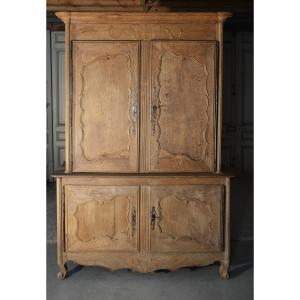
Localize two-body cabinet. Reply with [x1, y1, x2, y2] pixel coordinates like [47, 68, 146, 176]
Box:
[54, 12, 232, 280]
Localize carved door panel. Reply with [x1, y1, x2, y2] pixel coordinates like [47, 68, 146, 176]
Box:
[65, 185, 139, 252]
[150, 185, 223, 252]
[149, 41, 217, 172]
[73, 41, 139, 172]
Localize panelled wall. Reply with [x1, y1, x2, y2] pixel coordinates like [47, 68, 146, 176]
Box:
[46, 30, 53, 181]
[221, 31, 253, 177]
[47, 31, 66, 180]
[46, 30, 253, 180]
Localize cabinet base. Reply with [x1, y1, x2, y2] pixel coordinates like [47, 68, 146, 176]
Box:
[219, 261, 229, 279]
[58, 252, 229, 279]
[57, 263, 68, 280]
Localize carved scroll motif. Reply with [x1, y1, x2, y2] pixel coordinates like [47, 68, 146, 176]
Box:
[79, 51, 137, 162]
[156, 193, 216, 247]
[74, 195, 131, 243]
[152, 47, 211, 164]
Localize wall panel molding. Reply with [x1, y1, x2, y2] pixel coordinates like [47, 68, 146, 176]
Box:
[51, 32, 66, 172]
[222, 31, 253, 177]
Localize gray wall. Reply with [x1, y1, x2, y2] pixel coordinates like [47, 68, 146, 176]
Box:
[222, 31, 254, 177]
[47, 31, 66, 180]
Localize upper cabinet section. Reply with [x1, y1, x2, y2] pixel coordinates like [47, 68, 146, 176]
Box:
[149, 41, 217, 172]
[56, 12, 231, 173]
[73, 41, 140, 172]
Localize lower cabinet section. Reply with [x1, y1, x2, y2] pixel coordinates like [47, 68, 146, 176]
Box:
[55, 175, 231, 279]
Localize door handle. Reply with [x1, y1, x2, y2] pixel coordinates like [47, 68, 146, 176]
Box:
[131, 91, 138, 135]
[151, 206, 161, 230]
[151, 86, 158, 135]
[131, 207, 137, 237]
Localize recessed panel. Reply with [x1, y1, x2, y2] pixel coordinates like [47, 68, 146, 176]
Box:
[72, 41, 139, 172]
[65, 185, 139, 252]
[150, 185, 223, 253]
[149, 41, 217, 172]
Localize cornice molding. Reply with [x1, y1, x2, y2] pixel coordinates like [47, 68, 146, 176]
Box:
[55, 11, 232, 24]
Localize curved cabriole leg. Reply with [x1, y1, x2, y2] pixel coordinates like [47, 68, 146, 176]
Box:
[219, 261, 229, 279]
[57, 263, 68, 280]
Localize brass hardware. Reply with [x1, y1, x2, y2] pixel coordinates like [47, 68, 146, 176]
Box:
[151, 206, 157, 230]
[131, 207, 137, 237]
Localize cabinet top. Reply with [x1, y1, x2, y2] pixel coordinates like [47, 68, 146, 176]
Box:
[52, 172, 235, 178]
[56, 11, 232, 24]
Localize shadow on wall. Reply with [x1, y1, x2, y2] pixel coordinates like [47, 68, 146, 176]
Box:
[230, 239, 253, 277]
[231, 177, 253, 241]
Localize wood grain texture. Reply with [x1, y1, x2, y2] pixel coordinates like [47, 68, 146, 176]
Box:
[54, 174, 229, 276]
[56, 178, 63, 267]
[64, 14, 71, 172]
[56, 178, 68, 279]
[59, 174, 229, 186]
[219, 177, 230, 279]
[52, 12, 233, 174]
[53, 11, 232, 279]
[65, 12, 229, 42]
[70, 23, 217, 41]
[139, 41, 150, 172]
[67, 252, 223, 273]
[48, 0, 140, 4]
[72, 41, 140, 172]
[216, 21, 224, 173]
[56, 12, 232, 24]
[65, 185, 139, 252]
[140, 186, 150, 253]
[55, 175, 229, 274]
[149, 41, 216, 172]
[150, 185, 222, 252]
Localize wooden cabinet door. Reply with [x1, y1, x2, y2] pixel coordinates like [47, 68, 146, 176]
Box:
[150, 185, 223, 252]
[65, 185, 139, 252]
[73, 41, 139, 172]
[149, 41, 217, 172]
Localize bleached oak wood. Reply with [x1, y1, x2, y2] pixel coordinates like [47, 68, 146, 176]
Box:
[219, 177, 231, 279]
[64, 14, 71, 172]
[72, 41, 140, 172]
[55, 174, 231, 274]
[149, 185, 223, 252]
[48, 0, 143, 12]
[56, 12, 232, 24]
[65, 185, 139, 252]
[66, 252, 223, 273]
[216, 21, 224, 173]
[55, 12, 231, 173]
[54, 11, 232, 279]
[139, 41, 150, 172]
[149, 41, 217, 172]
[56, 177, 67, 279]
